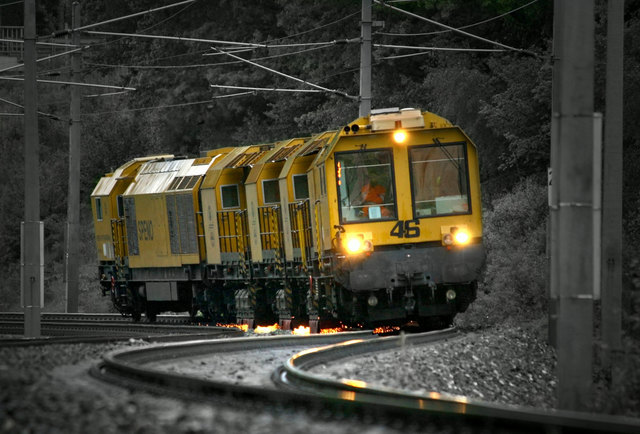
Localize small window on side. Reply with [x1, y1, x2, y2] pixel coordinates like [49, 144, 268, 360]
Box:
[221, 184, 240, 208]
[262, 179, 280, 204]
[95, 197, 103, 221]
[292, 174, 309, 200]
[319, 165, 326, 195]
[117, 195, 125, 218]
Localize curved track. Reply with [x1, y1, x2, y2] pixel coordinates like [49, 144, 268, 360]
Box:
[91, 326, 640, 433]
[276, 328, 640, 434]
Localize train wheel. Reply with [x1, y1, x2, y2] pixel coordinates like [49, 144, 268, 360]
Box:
[132, 310, 141, 322]
[440, 314, 454, 328]
[146, 306, 157, 323]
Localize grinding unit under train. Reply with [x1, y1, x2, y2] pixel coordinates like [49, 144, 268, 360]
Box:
[91, 108, 484, 331]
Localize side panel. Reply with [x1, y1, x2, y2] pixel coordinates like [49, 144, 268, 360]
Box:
[279, 178, 294, 259]
[245, 183, 263, 262]
[201, 188, 221, 265]
[128, 195, 179, 268]
[165, 192, 199, 262]
[92, 196, 114, 261]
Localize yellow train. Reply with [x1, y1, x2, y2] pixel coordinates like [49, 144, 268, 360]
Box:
[91, 108, 484, 331]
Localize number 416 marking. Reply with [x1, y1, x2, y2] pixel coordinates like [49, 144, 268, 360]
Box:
[390, 219, 420, 238]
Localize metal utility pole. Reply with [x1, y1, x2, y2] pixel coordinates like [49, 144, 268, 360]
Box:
[22, 0, 43, 337]
[359, 0, 372, 117]
[553, 0, 595, 411]
[601, 0, 624, 372]
[548, 0, 565, 349]
[65, 1, 81, 313]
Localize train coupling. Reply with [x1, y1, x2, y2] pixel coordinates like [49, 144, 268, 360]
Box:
[403, 289, 416, 312]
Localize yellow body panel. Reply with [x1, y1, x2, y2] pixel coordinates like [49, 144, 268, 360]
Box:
[245, 183, 262, 262]
[127, 194, 183, 268]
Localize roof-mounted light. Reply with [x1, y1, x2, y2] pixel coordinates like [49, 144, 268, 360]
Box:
[393, 130, 407, 144]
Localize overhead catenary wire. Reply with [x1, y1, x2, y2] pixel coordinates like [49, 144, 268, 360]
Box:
[211, 91, 255, 99]
[376, 0, 540, 37]
[0, 76, 135, 91]
[84, 90, 132, 98]
[0, 46, 86, 73]
[210, 84, 324, 93]
[262, 10, 360, 44]
[375, 43, 506, 53]
[88, 30, 357, 50]
[0, 38, 78, 48]
[0, 0, 22, 7]
[373, 0, 539, 57]
[0, 96, 60, 119]
[83, 6, 359, 75]
[81, 97, 222, 116]
[209, 46, 357, 100]
[89, 0, 196, 49]
[86, 30, 268, 49]
[41, 0, 198, 39]
[85, 43, 336, 71]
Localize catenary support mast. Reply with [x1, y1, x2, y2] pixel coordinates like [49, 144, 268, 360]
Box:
[554, 0, 595, 411]
[22, 0, 43, 337]
[359, 0, 372, 117]
[601, 0, 624, 374]
[65, 1, 81, 313]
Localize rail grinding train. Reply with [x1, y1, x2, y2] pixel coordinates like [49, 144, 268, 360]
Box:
[91, 108, 484, 332]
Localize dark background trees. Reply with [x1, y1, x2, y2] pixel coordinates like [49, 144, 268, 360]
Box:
[0, 0, 638, 340]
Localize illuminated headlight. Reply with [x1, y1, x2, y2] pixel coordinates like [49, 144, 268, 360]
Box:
[346, 237, 363, 254]
[446, 289, 457, 301]
[393, 130, 407, 144]
[441, 225, 471, 246]
[344, 233, 374, 255]
[367, 295, 378, 307]
[454, 230, 470, 245]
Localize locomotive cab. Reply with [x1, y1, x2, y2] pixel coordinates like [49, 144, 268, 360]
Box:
[309, 108, 484, 329]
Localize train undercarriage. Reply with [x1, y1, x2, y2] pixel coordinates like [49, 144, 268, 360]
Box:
[99, 241, 482, 332]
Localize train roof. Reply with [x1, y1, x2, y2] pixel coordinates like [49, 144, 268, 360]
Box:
[91, 154, 174, 197]
[123, 155, 221, 195]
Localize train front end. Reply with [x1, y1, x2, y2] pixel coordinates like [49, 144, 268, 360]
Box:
[315, 108, 484, 328]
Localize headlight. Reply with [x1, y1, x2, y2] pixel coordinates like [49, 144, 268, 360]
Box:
[346, 237, 363, 254]
[441, 225, 471, 247]
[454, 230, 470, 245]
[393, 130, 407, 144]
[343, 233, 374, 255]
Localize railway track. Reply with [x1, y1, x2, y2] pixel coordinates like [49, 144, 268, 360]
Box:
[276, 328, 640, 433]
[0, 311, 191, 324]
[0, 311, 239, 346]
[91, 327, 640, 433]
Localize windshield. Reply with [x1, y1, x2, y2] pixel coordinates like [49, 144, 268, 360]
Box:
[410, 143, 470, 217]
[336, 149, 396, 223]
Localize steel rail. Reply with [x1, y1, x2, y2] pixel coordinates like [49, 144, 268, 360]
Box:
[277, 328, 640, 434]
[0, 319, 241, 346]
[0, 311, 192, 323]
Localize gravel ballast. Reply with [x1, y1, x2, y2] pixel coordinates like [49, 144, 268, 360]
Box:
[310, 326, 557, 409]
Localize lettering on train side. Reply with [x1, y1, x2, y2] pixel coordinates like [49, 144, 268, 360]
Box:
[137, 220, 154, 241]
